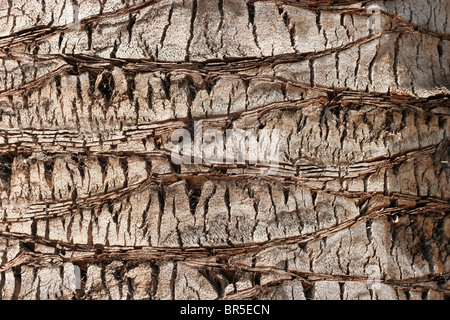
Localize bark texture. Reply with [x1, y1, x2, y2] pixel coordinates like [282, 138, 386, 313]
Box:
[0, 0, 449, 300]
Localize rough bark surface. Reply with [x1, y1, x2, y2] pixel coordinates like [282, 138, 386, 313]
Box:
[0, 0, 449, 300]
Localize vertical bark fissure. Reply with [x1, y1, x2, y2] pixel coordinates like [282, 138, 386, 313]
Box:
[159, 5, 174, 57]
[185, 0, 198, 61]
[247, 1, 261, 52]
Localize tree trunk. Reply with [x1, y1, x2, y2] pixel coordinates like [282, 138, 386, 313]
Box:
[0, 0, 448, 300]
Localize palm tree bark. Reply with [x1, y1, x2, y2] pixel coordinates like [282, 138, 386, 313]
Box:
[0, 0, 448, 300]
